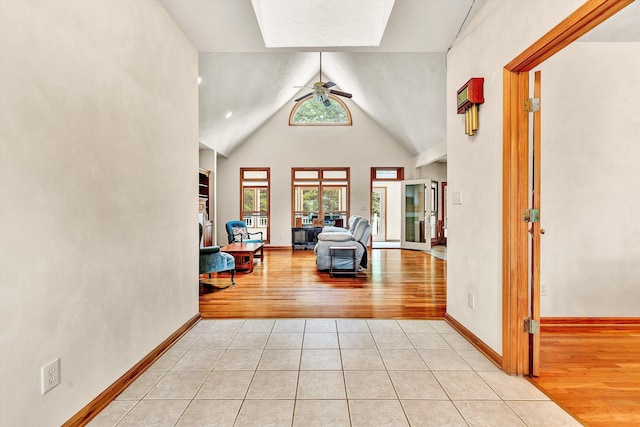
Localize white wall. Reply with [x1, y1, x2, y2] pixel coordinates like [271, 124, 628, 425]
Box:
[216, 98, 415, 246]
[446, 0, 583, 354]
[415, 141, 447, 167]
[0, 2, 198, 425]
[418, 162, 447, 184]
[200, 148, 216, 173]
[538, 42, 640, 316]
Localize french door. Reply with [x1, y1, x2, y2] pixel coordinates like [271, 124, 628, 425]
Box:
[401, 179, 431, 251]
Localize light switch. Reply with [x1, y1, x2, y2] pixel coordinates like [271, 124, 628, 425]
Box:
[453, 191, 462, 205]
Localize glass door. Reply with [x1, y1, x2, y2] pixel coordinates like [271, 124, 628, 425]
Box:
[401, 179, 431, 251]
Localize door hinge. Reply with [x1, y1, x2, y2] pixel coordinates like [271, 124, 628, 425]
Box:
[524, 318, 540, 334]
[525, 97, 540, 112]
[524, 208, 540, 223]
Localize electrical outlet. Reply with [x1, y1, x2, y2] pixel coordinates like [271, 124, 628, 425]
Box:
[41, 358, 60, 395]
[467, 292, 475, 309]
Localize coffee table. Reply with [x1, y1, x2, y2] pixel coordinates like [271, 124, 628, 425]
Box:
[220, 242, 264, 273]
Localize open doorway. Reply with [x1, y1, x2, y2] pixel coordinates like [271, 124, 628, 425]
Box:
[502, 0, 636, 380]
[370, 167, 403, 249]
[415, 161, 447, 258]
[501, 3, 640, 422]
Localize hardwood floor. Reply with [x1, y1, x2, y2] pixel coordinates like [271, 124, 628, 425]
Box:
[530, 322, 640, 427]
[199, 248, 446, 319]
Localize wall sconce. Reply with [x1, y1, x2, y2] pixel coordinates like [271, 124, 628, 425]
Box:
[457, 78, 484, 136]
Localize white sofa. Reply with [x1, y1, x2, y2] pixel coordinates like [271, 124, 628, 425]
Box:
[320, 215, 363, 234]
[314, 216, 371, 271]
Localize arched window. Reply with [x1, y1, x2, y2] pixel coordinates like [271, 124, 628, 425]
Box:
[289, 94, 352, 126]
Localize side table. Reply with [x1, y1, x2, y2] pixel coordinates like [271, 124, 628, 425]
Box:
[329, 246, 358, 277]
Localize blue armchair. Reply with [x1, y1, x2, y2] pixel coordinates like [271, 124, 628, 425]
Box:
[200, 223, 235, 286]
[225, 220, 263, 244]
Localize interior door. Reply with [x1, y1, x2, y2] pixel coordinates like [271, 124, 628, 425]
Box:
[401, 179, 431, 251]
[372, 187, 386, 242]
[529, 70, 542, 376]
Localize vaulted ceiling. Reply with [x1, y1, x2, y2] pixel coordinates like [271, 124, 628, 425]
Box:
[160, 0, 640, 158]
[160, 0, 479, 157]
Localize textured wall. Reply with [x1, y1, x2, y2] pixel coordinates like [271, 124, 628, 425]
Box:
[446, 0, 583, 354]
[0, 1, 198, 425]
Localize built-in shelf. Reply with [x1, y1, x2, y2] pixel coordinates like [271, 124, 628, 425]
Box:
[199, 168, 212, 247]
[199, 168, 210, 216]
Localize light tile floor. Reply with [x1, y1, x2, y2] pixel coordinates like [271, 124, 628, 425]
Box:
[88, 319, 580, 427]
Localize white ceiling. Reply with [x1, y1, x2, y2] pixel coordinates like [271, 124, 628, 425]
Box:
[160, 0, 639, 157]
[161, 0, 478, 53]
[160, 0, 476, 157]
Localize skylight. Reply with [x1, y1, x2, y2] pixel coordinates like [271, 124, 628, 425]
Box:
[251, 0, 395, 48]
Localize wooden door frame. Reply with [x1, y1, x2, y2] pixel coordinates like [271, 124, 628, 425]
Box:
[502, 0, 632, 375]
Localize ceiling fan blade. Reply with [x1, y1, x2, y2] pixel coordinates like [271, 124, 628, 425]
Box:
[294, 92, 314, 102]
[329, 89, 352, 99]
[323, 82, 336, 88]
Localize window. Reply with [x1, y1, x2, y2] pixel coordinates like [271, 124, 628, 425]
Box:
[371, 167, 404, 181]
[292, 168, 349, 227]
[240, 168, 270, 243]
[289, 94, 352, 126]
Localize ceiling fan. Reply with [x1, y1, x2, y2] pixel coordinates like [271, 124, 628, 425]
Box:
[294, 52, 353, 107]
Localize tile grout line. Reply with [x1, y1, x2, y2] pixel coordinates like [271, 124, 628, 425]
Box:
[335, 319, 354, 427]
[172, 319, 213, 427]
[230, 318, 268, 427]
[113, 322, 203, 427]
[291, 319, 306, 427]
[387, 320, 415, 426]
